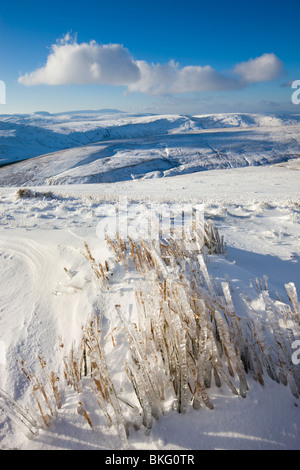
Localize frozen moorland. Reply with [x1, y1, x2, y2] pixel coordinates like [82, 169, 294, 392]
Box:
[0, 111, 299, 450]
[0, 111, 300, 186]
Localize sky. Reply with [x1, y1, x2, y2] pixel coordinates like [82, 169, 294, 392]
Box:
[0, 0, 299, 115]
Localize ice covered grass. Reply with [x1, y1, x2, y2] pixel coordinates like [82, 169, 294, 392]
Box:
[0, 219, 299, 450]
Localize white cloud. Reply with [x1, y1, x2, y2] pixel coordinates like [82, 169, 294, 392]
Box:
[233, 53, 284, 84]
[19, 35, 140, 86]
[19, 35, 284, 96]
[128, 60, 244, 95]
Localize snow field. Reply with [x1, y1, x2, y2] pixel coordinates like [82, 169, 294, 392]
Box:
[0, 170, 299, 449]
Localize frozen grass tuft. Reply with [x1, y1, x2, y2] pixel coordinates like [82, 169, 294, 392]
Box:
[1, 220, 299, 448]
[15, 188, 55, 200]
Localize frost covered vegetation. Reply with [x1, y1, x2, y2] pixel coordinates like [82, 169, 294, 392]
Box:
[1, 221, 299, 449]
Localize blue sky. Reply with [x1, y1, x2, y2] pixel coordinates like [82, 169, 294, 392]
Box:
[0, 0, 299, 114]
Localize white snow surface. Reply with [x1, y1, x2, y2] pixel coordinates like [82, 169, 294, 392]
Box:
[0, 111, 300, 450]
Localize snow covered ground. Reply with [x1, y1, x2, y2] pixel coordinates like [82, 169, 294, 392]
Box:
[0, 112, 299, 450]
[1, 111, 300, 175]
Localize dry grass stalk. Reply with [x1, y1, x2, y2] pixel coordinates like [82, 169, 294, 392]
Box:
[15, 188, 55, 200]
[17, 359, 59, 427]
[37, 355, 62, 410]
[58, 342, 83, 393]
[115, 304, 164, 422]
[50, 372, 62, 409]
[84, 242, 109, 289]
[60, 315, 130, 449]
[0, 387, 37, 438]
[77, 401, 93, 429]
[32, 387, 51, 427]
[285, 282, 299, 322]
[106, 225, 299, 417]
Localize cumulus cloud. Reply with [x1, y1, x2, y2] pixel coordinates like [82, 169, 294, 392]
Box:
[19, 35, 284, 95]
[233, 53, 284, 84]
[127, 60, 244, 95]
[19, 35, 140, 86]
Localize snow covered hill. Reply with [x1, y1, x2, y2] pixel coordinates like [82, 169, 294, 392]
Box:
[0, 111, 299, 186]
[0, 110, 299, 165]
